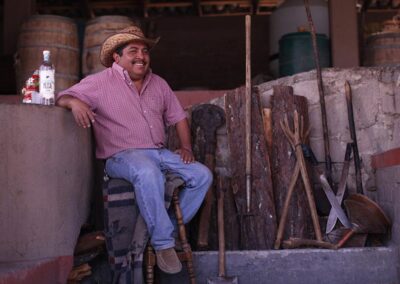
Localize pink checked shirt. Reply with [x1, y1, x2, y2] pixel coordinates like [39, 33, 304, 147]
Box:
[57, 63, 187, 159]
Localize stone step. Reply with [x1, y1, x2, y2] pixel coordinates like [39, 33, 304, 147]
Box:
[158, 247, 399, 284]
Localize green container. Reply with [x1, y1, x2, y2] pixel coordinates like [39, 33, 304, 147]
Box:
[279, 32, 331, 77]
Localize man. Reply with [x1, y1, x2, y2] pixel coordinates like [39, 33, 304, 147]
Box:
[56, 25, 212, 274]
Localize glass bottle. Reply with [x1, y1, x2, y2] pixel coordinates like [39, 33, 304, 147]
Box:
[39, 50, 55, 105]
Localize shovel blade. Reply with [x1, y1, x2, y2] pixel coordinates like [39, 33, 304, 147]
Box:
[207, 276, 239, 284]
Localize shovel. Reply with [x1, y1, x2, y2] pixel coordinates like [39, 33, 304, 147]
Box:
[192, 103, 226, 249]
[335, 194, 391, 248]
[207, 176, 238, 284]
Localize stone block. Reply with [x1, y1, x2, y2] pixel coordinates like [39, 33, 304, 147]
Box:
[329, 138, 350, 163]
[352, 82, 379, 129]
[309, 136, 325, 163]
[308, 105, 323, 138]
[325, 94, 349, 138]
[292, 80, 320, 105]
[392, 119, 400, 146]
[395, 86, 400, 113]
[380, 83, 396, 115]
[357, 124, 390, 154]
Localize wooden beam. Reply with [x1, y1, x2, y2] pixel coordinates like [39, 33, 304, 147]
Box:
[3, 0, 36, 55]
[329, 0, 360, 67]
[80, 0, 96, 19]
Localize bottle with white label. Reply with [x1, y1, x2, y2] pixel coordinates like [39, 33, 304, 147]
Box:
[39, 50, 55, 105]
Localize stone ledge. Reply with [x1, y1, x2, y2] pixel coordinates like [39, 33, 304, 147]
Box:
[159, 247, 399, 284]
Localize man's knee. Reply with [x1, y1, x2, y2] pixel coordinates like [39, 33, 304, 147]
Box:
[192, 163, 213, 188]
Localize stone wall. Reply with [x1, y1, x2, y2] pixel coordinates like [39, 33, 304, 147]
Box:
[257, 67, 400, 196]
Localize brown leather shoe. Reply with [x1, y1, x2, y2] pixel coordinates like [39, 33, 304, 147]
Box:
[155, 248, 182, 274]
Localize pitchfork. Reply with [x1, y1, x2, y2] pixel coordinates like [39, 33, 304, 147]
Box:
[274, 110, 322, 249]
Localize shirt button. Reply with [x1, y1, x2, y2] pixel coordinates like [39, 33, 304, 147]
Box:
[144, 110, 147, 113]
[150, 125, 153, 128]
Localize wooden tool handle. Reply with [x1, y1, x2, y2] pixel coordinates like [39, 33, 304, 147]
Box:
[274, 162, 300, 249]
[345, 81, 363, 194]
[283, 238, 336, 249]
[294, 112, 323, 241]
[304, 0, 332, 182]
[197, 154, 215, 248]
[217, 177, 226, 277]
[245, 14, 252, 213]
[335, 228, 355, 249]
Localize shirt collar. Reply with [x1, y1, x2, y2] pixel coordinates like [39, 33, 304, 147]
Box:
[111, 62, 153, 87]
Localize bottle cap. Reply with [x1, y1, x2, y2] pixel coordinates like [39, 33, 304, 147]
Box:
[43, 50, 51, 61]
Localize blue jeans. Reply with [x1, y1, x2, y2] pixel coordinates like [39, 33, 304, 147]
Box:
[105, 148, 212, 250]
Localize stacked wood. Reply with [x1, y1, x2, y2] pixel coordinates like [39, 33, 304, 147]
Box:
[225, 87, 277, 249]
[67, 263, 92, 283]
[74, 231, 105, 255]
[270, 85, 314, 241]
[168, 86, 314, 250]
[262, 108, 273, 153]
[68, 230, 106, 282]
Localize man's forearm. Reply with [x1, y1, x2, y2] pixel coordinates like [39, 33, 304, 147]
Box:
[175, 118, 192, 151]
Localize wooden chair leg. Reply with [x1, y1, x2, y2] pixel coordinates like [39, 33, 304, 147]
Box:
[172, 188, 196, 284]
[145, 244, 155, 284]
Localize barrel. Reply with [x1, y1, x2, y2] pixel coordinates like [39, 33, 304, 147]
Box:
[364, 32, 400, 67]
[15, 15, 79, 94]
[82, 16, 134, 77]
[279, 32, 331, 77]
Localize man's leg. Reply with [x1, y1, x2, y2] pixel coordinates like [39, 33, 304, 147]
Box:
[105, 149, 175, 250]
[159, 149, 213, 224]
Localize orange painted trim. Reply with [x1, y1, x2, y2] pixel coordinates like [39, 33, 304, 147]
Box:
[0, 255, 73, 284]
[175, 90, 227, 109]
[371, 147, 400, 169]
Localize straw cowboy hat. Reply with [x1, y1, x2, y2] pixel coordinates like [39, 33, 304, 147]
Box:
[100, 25, 160, 67]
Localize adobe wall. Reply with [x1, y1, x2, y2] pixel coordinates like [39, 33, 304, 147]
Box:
[0, 103, 93, 261]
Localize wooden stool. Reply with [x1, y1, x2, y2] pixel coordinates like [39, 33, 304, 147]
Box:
[144, 186, 196, 284]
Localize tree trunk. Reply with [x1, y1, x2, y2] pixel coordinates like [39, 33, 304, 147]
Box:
[225, 87, 277, 249]
[271, 85, 314, 240]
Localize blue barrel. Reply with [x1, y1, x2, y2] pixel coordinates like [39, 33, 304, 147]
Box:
[279, 32, 331, 77]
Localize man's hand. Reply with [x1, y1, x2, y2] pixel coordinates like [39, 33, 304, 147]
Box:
[174, 119, 195, 164]
[70, 99, 96, 128]
[175, 147, 195, 164]
[56, 95, 96, 128]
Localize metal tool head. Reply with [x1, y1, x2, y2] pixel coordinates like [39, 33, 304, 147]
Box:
[319, 174, 351, 229]
[191, 104, 226, 154]
[344, 194, 391, 234]
[191, 104, 226, 130]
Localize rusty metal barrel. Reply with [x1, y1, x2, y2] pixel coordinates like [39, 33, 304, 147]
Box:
[15, 15, 79, 93]
[82, 16, 134, 77]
